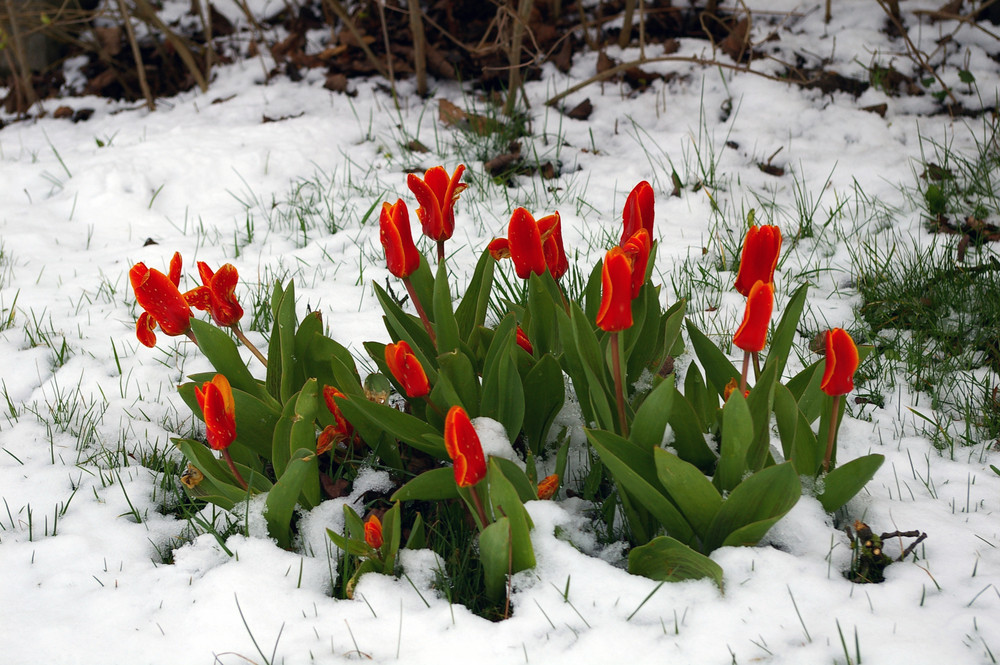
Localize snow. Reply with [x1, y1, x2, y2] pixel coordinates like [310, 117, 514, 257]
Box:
[2, 1, 1000, 663]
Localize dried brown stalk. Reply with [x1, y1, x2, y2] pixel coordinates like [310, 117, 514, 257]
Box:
[407, 0, 427, 95]
[115, 0, 155, 110]
[505, 0, 534, 116]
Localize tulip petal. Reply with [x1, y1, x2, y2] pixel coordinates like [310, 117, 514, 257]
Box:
[732, 280, 774, 353]
[596, 247, 634, 332]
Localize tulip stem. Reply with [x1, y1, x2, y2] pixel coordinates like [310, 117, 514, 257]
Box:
[436, 240, 446, 264]
[421, 395, 445, 419]
[222, 448, 249, 491]
[752, 351, 761, 380]
[470, 484, 490, 531]
[403, 277, 436, 345]
[739, 351, 750, 395]
[232, 325, 268, 368]
[611, 332, 629, 438]
[823, 394, 841, 473]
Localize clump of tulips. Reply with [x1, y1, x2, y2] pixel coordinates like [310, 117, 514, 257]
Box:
[129, 164, 884, 611]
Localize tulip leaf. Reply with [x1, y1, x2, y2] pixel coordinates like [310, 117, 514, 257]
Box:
[479, 517, 512, 602]
[492, 456, 538, 504]
[174, 437, 270, 509]
[653, 447, 723, 542]
[629, 374, 675, 453]
[266, 279, 299, 404]
[570, 303, 615, 430]
[292, 311, 324, 388]
[628, 536, 724, 589]
[271, 392, 298, 479]
[817, 392, 847, 469]
[373, 282, 437, 366]
[787, 359, 825, 425]
[407, 254, 436, 324]
[526, 273, 559, 358]
[336, 396, 447, 459]
[660, 299, 687, 360]
[437, 350, 480, 417]
[583, 258, 603, 322]
[480, 317, 524, 442]
[189, 318, 273, 405]
[817, 454, 885, 513]
[586, 428, 695, 545]
[391, 467, 459, 501]
[325, 526, 371, 559]
[744, 360, 778, 473]
[685, 320, 741, 398]
[684, 360, 716, 428]
[288, 378, 320, 509]
[432, 258, 461, 356]
[704, 462, 800, 552]
[667, 387, 717, 473]
[380, 501, 403, 574]
[521, 353, 565, 456]
[405, 512, 426, 550]
[455, 249, 495, 340]
[623, 284, 657, 384]
[714, 389, 753, 493]
[761, 282, 808, 380]
[485, 459, 535, 572]
[265, 447, 317, 549]
[773, 383, 821, 476]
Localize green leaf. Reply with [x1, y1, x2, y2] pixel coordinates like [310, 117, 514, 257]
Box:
[265, 447, 317, 549]
[479, 517, 512, 602]
[773, 383, 820, 476]
[586, 428, 695, 545]
[485, 459, 535, 573]
[660, 300, 687, 360]
[570, 303, 615, 430]
[405, 512, 426, 550]
[714, 390, 753, 493]
[271, 392, 298, 478]
[761, 283, 807, 380]
[391, 467, 459, 501]
[521, 353, 565, 456]
[189, 318, 273, 405]
[666, 388, 717, 473]
[628, 536, 724, 588]
[174, 437, 270, 508]
[288, 379, 321, 509]
[526, 273, 560, 358]
[685, 319, 740, 398]
[432, 258, 461, 355]
[817, 454, 885, 513]
[704, 462, 801, 552]
[583, 258, 603, 322]
[437, 350, 481, 417]
[480, 318, 524, 442]
[744, 360, 778, 472]
[653, 448, 722, 541]
[630, 374, 675, 452]
[787, 359, 825, 425]
[684, 360, 715, 428]
[268, 280, 299, 403]
[380, 501, 403, 573]
[493, 457, 537, 504]
[337, 396, 447, 458]
[455, 249, 495, 339]
[373, 282, 436, 364]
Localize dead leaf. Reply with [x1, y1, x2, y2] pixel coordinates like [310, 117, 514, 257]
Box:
[565, 98, 593, 120]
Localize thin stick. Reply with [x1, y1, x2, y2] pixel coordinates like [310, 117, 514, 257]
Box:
[505, 0, 534, 117]
[2, 0, 39, 112]
[131, 0, 209, 92]
[373, 0, 397, 105]
[323, 0, 389, 79]
[116, 0, 156, 111]
[619, 0, 635, 49]
[407, 0, 428, 96]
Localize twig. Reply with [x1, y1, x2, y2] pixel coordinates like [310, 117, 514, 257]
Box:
[2, 0, 39, 113]
[505, 0, 534, 116]
[619, 0, 636, 49]
[116, 0, 156, 111]
[407, 0, 427, 96]
[322, 0, 389, 79]
[131, 0, 210, 92]
[374, 0, 397, 105]
[875, 0, 958, 108]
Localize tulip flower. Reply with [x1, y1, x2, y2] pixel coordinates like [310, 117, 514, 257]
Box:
[820, 328, 859, 396]
[622, 228, 651, 299]
[194, 373, 247, 490]
[130, 252, 193, 348]
[621, 180, 654, 245]
[379, 199, 421, 279]
[732, 280, 774, 353]
[537, 474, 559, 500]
[596, 247, 634, 333]
[407, 164, 467, 261]
[515, 326, 533, 355]
[734, 225, 782, 297]
[322, 385, 354, 438]
[733, 280, 774, 394]
[185, 262, 243, 327]
[385, 340, 430, 398]
[364, 514, 383, 549]
[488, 209, 567, 281]
[444, 405, 487, 488]
[820, 328, 860, 473]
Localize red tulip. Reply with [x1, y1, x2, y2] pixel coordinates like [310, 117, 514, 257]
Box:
[194, 374, 237, 451]
[130, 252, 193, 347]
[621, 180, 654, 245]
[379, 200, 422, 279]
[322, 386, 353, 439]
[406, 165, 467, 242]
[537, 474, 559, 500]
[507, 207, 547, 279]
[732, 280, 774, 353]
[364, 514, 383, 549]
[821, 328, 859, 396]
[515, 326, 533, 355]
[734, 225, 782, 297]
[596, 247, 634, 332]
[537, 212, 568, 281]
[444, 405, 487, 487]
[622, 228, 651, 298]
[184, 262, 244, 327]
[384, 340, 430, 398]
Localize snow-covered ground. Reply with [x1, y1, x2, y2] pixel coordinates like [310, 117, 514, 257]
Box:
[1, 1, 999, 663]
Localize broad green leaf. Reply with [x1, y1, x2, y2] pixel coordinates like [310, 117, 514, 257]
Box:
[744, 360, 778, 472]
[432, 258, 461, 355]
[189, 318, 273, 405]
[761, 283, 808, 380]
[485, 460, 535, 573]
[773, 383, 820, 476]
[292, 310, 324, 388]
[174, 437, 270, 506]
[265, 447, 317, 549]
[714, 390, 753, 493]
[586, 429, 695, 545]
[817, 454, 884, 513]
[660, 299, 687, 360]
[685, 319, 740, 398]
[325, 527, 372, 558]
[526, 273, 559, 358]
[380, 502, 403, 574]
[704, 462, 801, 552]
[373, 282, 436, 364]
[787, 359, 825, 425]
[271, 392, 299, 478]
[405, 512, 426, 550]
[480, 320, 524, 442]
[493, 456, 537, 504]
[571, 303, 615, 430]
[270, 280, 298, 403]
[438, 350, 481, 417]
[479, 517, 512, 602]
[630, 374, 675, 453]
[667, 388, 717, 473]
[336, 396, 447, 459]
[653, 448, 722, 541]
[628, 536, 724, 589]
[583, 258, 603, 322]
[521, 353, 565, 456]
[684, 361, 714, 428]
[455, 249, 495, 339]
[288, 379, 320, 509]
[407, 254, 436, 324]
[391, 467, 459, 501]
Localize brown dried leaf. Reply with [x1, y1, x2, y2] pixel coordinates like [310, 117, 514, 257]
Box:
[565, 98, 593, 120]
